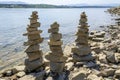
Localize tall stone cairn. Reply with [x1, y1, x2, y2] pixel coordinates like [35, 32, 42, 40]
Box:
[23, 11, 44, 72]
[45, 22, 67, 80]
[72, 12, 94, 63]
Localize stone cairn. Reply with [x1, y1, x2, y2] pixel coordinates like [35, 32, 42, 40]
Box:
[23, 11, 44, 72]
[72, 12, 95, 67]
[45, 22, 67, 80]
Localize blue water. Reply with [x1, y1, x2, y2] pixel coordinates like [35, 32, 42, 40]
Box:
[0, 8, 114, 53]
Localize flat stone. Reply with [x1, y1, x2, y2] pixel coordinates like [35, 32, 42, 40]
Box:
[73, 54, 95, 61]
[28, 34, 40, 40]
[49, 33, 62, 41]
[48, 40, 63, 46]
[92, 38, 104, 42]
[87, 74, 103, 80]
[50, 62, 65, 73]
[23, 30, 42, 36]
[75, 37, 88, 45]
[25, 59, 43, 72]
[25, 45, 39, 53]
[13, 65, 26, 72]
[31, 15, 38, 19]
[83, 61, 97, 68]
[100, 68, 115, 77]
[28, 22, 40, 28]
[72, 45, 91, 56]
[80, 18, 87, 23]
[49, 46, 63, 53]
[48, 28, 59, 33]
[16, 71, 25, 78]
[94, 31, 105, 37]
[24, 38, 43, 46]
[19, 71, 45, 80]
[26, 51, 43, 61]
[89, 35, 95, 40]
[45, 52, 67, 62]
[30, 19, 37, 24]
[70, 69, 88, 80]
[27, 27, 37, 32]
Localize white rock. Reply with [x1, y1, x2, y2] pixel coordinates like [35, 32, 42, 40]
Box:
[65, 62, 74, 71]
[16, 71, 25, 78]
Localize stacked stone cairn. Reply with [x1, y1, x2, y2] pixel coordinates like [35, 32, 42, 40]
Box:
[45, 22, 67, 80]
[72, 12, 95, 67]
[23, 11, 44, 72]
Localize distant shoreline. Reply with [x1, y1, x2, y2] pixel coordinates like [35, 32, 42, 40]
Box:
[0, 4, 113, 8]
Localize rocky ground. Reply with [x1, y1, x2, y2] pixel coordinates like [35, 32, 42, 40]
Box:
[107, 6, 120, 15]
[0, 8, 120, 80]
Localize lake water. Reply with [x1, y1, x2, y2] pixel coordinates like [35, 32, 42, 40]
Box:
[0, 8, 114, 55]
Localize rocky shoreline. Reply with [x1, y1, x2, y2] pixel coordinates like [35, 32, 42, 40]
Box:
[0, 8, 120, 80]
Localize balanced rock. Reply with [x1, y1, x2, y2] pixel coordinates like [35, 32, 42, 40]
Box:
[23, 11, 44, 72]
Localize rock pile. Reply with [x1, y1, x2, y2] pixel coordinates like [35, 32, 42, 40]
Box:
[45, 22, 67, 80]
[23, 11, 44, 72]
[71, 12, 95, 67]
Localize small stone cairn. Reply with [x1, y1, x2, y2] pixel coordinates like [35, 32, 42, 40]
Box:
[72, 12, 95, 67]
[23, 11, 44, 72]
[45, 22, 67, 80]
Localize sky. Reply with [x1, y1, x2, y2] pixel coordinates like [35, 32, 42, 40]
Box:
[0, 0, 120, 5]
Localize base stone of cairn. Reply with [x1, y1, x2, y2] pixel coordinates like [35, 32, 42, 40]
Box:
[23, 11, 44, 73]
[72, 12, 95, 66]
[45, 22, 67, 80]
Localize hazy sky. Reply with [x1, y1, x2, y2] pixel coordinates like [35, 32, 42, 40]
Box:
[1, 0, 120, 5]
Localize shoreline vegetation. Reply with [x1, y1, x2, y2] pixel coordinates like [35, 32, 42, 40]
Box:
[0, 4, 114, 8]
[0, 6, 120, 80]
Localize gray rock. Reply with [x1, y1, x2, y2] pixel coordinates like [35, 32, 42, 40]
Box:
[106, 52, 116, 63]
[100, 68, 115, 77]
[19, 71, 45, 80]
